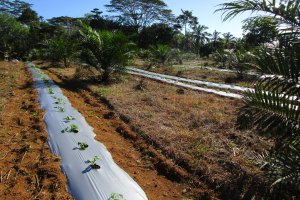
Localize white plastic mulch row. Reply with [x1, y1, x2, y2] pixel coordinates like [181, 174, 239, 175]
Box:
[127, 68, 244, 99]
[28, 63, 147, 200]
[127, 67, 253, 93]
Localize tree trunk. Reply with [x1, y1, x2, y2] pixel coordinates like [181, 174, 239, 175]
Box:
[101, 69, 111, 83]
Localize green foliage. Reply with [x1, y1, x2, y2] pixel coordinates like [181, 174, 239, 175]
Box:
[87, 156, 101, 169]
[65, 116, 76, 121]
[48, 87, 54, 94]
[79, 22, 135, 82]
[0, 13, 29, 59]
[18, 7, 39, 25]
[138, 23, 174, 48]
[45, 34, 77, 67]
[216, 0, 300, 28]
[0, 0, 31, 17]
[243, 16, 278, 47]
[218, 0, 300, 190]
[108, 193, 125, 200]
[78, 142, 89, 150]
[149, 44, 170, 65]
[55, 106, 65, 113]
[106, 0, 172, 30]
[61, 124, 79, 133]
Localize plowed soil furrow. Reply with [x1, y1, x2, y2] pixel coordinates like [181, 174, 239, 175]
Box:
[0, 62, 72, 199]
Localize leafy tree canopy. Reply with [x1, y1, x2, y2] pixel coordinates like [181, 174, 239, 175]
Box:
[18, 7, 39, 25]
[242, 16, 278, 46]
[0, 0, 31, 17]
[105, 0, 173, 30]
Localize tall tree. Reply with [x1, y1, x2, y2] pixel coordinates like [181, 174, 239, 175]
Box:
[222, 32, 235, 49]
[0, 13, 28, 59]
[211, 30, 221, 51]
[105, 0, 172, 31]
[0, 0, 31, 17]
[192, 24, 211, 56]
[176, 9, 198, 51]
[242, 16, 278, 47]
[176, 10, 198, 37]
[18, 7, 39, 25]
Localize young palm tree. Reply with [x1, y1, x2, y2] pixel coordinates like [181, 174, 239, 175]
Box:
[217, 0, 300, 187]
[79, 22, 134, 82]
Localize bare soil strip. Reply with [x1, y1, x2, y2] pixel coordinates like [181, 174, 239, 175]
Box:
[0, 61, 72, 199]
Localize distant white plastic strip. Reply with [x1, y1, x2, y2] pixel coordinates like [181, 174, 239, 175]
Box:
[172, 65, 259, 76]
[128, 71, 242, 99]
[28, 63, 148, 200]
[127, 67, 254, 93]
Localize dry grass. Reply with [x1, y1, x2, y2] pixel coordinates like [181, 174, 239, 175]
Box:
[46, 64, 274, 198]
[135, 65, 255, 87]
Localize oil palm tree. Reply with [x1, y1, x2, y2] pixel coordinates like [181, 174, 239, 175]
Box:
[217, 0, 300, 187]
[222, 32, 235, 49]
[211, 30, 221, 51]
[192, 24, 211, 56]
[176, 9, 198, 50]
[79, 22, 134, 82]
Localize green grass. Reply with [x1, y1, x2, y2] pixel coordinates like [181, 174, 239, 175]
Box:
[96, 88, 112, 96]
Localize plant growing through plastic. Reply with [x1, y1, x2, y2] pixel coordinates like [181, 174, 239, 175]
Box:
[65, 116, 76, 120]
[78, 142, 89, 150]
[61, 124, 79, 133]
[87, 156, 101, 169]
[108, 193, 125, 200]
[54, 97, 64, 105]
[54, 105, 65, 112]
[48, 87, 54, 94]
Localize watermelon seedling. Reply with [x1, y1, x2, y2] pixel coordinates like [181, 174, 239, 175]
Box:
[61, 124, 79, 133]
[54, 106, 65, 112]
[87, 156, 101, 169]
[65, 116, 76, 120]
[48, 87, 54, 94]
[108, 193, 125, 200]
[78, 142, 89, 150]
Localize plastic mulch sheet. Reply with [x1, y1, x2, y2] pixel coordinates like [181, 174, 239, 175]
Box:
[28, 63, 148, 200]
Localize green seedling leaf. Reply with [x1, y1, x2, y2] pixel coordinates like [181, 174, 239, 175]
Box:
[48, 87, 54, 94]
[78, 142, 89, 150]
[32, 112, 38, 117]
[54, 98, 64, 105]
[108, 193, 125, 200]
[65, 116, 76, 120]
[87, 156, 101, 169]
[61, 124, 79, 133]
[54, 106, 65, 112]
[70, 124, 79, 133]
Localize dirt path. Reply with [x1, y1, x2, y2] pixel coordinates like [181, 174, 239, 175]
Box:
[43, 68, 216, 200]
[0, 62, 72, 199]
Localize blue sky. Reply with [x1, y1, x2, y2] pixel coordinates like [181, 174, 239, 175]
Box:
[24, 0, 253, 37]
